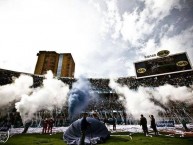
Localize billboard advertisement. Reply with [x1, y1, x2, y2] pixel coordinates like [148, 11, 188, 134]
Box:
[134, 52, 192, 78]
[156, 121, 175, 127]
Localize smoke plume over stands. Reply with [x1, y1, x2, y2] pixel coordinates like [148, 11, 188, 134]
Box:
[109, 79, 163, 119]
[0, 75, 33, 107]
[68, 76, 93, 118]
[150, 84, 193, 105]
[109, 79, 193, 119]
[15, 71, 69, 123]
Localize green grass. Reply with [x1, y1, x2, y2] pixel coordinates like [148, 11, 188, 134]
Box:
[108, 133, 193, 145]
[2, 132, 193, 145]
[3, 133, 65, 145]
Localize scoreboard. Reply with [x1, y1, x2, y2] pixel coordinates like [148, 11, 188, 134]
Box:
[134, 52, 192, 78]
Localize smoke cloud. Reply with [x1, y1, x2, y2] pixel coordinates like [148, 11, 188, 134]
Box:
[109, 79, 163, 119]
[68, 76, 93, 118]
[109, 79, 193, 120]
[0, 75, 33, 107]
[150, 84, 193, 104]
[15, 71, 69, 123]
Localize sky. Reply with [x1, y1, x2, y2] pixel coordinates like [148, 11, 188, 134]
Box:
[0, 0, 193, 78]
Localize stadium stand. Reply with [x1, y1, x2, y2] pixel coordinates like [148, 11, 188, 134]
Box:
[0, 68, 193, 127]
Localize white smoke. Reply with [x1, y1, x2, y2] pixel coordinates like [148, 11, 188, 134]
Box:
[15, 71, 70, 123]
[109, 79, 163, 119]
[109, 79, 193, 120]
[150, 84, 193, 104]
[0, 75, 33, 107]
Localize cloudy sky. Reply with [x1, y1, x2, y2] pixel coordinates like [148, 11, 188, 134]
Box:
[0, 0, 193, 78]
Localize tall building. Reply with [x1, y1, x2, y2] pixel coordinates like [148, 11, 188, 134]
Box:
[34, 51, 75, 77]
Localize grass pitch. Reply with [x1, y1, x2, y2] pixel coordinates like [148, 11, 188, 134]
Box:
[2, 132, 193, 145]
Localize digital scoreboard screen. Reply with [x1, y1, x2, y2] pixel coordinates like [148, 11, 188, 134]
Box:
[134, 53, 192, 78]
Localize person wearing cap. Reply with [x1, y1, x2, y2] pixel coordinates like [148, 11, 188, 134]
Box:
[79, 113, 91, 145]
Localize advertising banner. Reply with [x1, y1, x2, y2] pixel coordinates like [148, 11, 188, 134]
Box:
[156, 121, 175, 127]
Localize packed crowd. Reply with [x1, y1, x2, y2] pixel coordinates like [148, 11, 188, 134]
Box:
[1, 68, 193, 91]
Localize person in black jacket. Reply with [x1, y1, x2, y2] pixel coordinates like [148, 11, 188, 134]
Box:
[149, 115, 158, 135]
[79, 113, 91, 145]
[181, 119, 189, 132]
[140, 114, 148, 136]
[112, 116, 116, 131]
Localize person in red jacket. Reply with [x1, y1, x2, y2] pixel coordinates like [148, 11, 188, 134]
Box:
[42, 118, 48, 134]
[48, 118, 54, 134]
